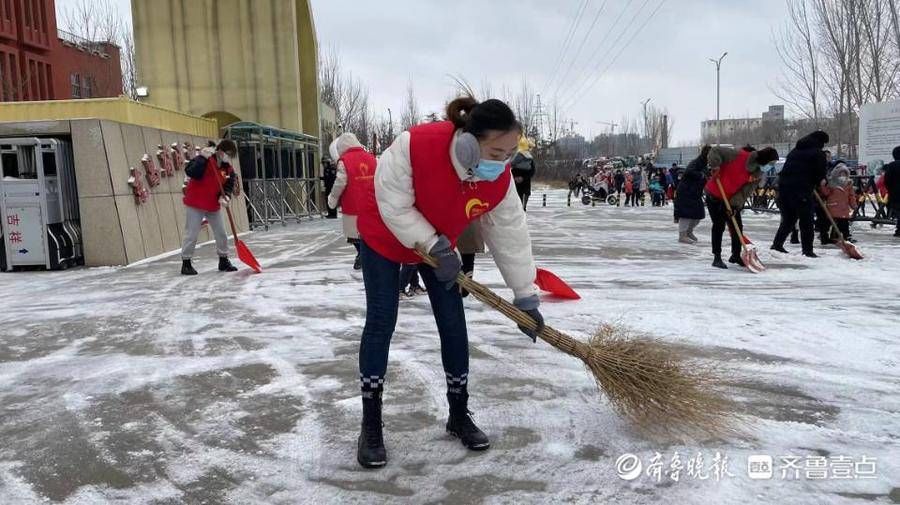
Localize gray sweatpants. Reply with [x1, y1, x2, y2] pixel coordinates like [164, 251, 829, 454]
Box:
[679, 218, 701, 236]
[182, 206, 229, 260]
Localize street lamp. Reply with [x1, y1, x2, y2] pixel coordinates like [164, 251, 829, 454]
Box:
[708, 52, 727, 144]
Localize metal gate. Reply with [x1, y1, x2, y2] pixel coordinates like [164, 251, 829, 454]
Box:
[224, 122, 321, 230]
[0, 138, 81, 271]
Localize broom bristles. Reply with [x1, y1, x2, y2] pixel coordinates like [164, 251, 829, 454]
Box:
[416, 251, 742, 439]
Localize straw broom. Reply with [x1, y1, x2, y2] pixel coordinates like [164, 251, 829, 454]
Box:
[418, 251, 741, 440]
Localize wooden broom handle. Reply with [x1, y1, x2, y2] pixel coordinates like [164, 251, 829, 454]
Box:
[211, 160, 240, 239]
[714, 176, 748, 244]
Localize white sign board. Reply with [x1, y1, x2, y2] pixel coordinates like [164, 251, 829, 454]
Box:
[4, 206, 45, 265]
[859, 99, 900, 170]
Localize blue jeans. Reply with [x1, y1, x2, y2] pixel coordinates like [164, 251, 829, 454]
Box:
[358, 241, 469, 392]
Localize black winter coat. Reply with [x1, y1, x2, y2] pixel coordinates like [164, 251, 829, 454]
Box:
[778, 133, 828, 196]
[674, 156, 707, 220]
[511, 153, 536, 195]
[884, 160, 900, 209]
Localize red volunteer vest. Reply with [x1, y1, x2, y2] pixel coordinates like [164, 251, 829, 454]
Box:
[705, 149, 752, 200]
[183, 156, 230, 212]
[358, 121, 512, 264]
[338, 147, 377, 216]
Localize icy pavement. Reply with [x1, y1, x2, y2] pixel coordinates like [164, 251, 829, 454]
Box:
[1, 190, 898, 504]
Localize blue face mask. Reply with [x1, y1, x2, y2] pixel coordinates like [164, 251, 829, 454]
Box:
[473, 159, 507, 181]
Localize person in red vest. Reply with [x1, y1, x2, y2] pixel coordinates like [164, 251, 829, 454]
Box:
[180, 139, 239, 275]
[327, 132, 377, 270]
[705, 145, 779, 269]
[353, 97, 543, 468]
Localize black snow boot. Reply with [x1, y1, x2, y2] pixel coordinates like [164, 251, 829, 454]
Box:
[218, 256, 238, 272]
[728, 255, 745, 267]
[790, 230, 800, 244]
[803, 251, 819, 258]
[353, 254, 362, 271]
[770, 244, 789, 254]
[711, 256, 728, 269]
[357, 390, 387, 468]
[446, 389, 490, 451]
[181, 259, 198, 275]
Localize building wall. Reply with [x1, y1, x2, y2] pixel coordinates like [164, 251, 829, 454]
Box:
[68, 118, 250, 266]
[0, 102, 248, 267]
[0, 0, 123, 102]
[53, 38, 122, 99]
[131, 0, 320, 137]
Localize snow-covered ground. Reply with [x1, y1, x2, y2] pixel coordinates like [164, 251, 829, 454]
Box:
[1, 190, 898, 504]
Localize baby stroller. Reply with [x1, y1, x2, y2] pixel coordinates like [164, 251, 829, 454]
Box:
[581, 180, 611, 206]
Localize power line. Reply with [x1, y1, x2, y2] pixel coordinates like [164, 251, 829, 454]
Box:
[542, 0, 590, 95]
[556, 0, 651, 108]
[548, 0, 612, 101]
[561, 0, 668, 113]
[553, 0, 637, 104]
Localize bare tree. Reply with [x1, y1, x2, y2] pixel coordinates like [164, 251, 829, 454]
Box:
[372, 114, 396, 154]
[318, 46, 373, 145]
[644, 105, 675, 153]
[400, 81, 420, 131]
[857, 0, 900, 103]
[772, 0, 822, 121]
[774, 0, 900, 156]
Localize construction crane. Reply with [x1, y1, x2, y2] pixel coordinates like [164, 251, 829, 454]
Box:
[596, 121, 619, 134]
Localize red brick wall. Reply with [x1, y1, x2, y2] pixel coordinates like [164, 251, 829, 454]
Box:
[51, 41, 122, 99]
[0, 0, 122, 102]
[0, 0, 17, 41]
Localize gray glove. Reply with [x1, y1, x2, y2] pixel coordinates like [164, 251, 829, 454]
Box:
[513, 295, 545, 342]
[429, 235, 461, 290]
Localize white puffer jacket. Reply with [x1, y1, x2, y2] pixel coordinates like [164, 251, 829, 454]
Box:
[375, 129, 537, 300]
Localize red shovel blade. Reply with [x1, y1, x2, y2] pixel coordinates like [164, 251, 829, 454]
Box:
[535, 268, 580, 300]
[838, 240, 864, 260]
[236, 238, 262, 273]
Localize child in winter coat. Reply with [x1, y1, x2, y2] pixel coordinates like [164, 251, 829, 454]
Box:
[624, 174, 634, 206]
[819, 163, 858, 243]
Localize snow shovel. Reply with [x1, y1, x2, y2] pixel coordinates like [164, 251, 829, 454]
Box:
[715, 178, 765, 273]
[214, 169, 262, 273]
[535, 268, 581, 300]
[813, 191, 864, 260]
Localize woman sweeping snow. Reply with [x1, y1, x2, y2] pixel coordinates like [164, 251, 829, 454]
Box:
[705, 145, 779, 269]
[353, 96, 543, 468]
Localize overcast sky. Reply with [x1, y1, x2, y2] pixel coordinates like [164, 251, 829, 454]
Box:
[58, 0, 791, 145]
[310, 0, 791, 145]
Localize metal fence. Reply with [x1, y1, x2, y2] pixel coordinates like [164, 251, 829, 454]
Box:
[224, 122, 322, 230]
[746, 175, 896, 226]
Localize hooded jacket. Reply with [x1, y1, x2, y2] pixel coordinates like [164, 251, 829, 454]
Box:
[821, 164, 857, 219]
[778, 132, 829, 195]
[674, 154, 708, 220]
[327, 133, 376, 214]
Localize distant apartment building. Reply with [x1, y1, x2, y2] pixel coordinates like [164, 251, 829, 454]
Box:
[0, 0, 122, 102]
[701, 105, 785, 140]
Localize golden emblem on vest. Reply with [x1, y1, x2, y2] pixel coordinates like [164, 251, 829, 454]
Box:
[465, 198, 490, 219]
